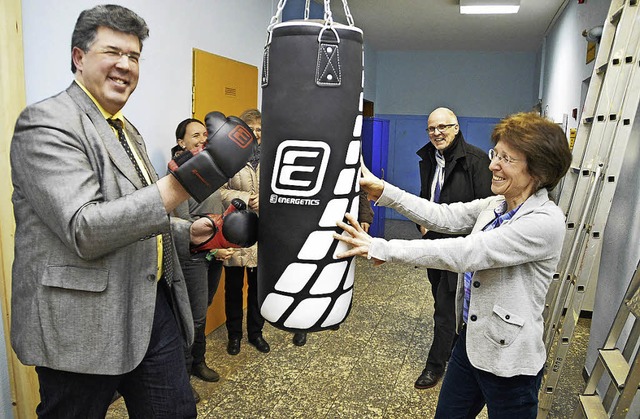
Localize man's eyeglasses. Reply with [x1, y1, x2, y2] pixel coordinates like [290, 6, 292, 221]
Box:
[488, 148, 520, 165]
[426, 123, 457, 134]
[95, 48, 141, 66]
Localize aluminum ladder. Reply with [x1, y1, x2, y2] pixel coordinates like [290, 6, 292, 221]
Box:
[574, 260, 640, 418]
[538, 0, 640, 416]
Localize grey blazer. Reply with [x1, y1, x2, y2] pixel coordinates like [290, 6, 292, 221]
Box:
[370, 184, 565, 377]
[10, 82, 194, 375]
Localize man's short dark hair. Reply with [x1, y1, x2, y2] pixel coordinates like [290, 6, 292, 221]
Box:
[71, 4, 149, 73]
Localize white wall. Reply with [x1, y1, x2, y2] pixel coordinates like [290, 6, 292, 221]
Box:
[540, 0, 610, 127]
[22, 0, 276, 172]
[374, 50, 537, 117]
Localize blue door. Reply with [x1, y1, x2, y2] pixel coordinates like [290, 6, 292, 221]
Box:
[361, 118, 389, 237]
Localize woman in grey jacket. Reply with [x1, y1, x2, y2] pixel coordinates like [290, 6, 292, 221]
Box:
[335, 112, 572, 418]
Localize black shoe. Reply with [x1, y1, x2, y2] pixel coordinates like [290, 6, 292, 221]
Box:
[192, 361, 220, 382]
[414, 369, 442, 389]
[248, 336, 270, 353]
[227, 338, 241, 355]
[292, 332, 307, 346]
[191, 384, 201, 404]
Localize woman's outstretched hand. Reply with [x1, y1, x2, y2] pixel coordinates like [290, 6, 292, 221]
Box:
[359, 159, 385, 202]
[334, 212, 384, 265]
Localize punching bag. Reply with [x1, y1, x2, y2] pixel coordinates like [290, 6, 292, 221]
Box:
[258, 0, 364, 333]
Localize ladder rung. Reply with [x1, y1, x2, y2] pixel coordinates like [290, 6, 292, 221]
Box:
[599, 348, 630, 389]
[579, 394, 609, 418]
[610, 5, 623, 25]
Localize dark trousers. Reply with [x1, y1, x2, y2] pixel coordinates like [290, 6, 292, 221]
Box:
[182, 255, 223, 369]
[224, 266, 264, 340]
[425, 268, 457, 375]
[35, 284, 196, 418]
[435, 327, 543, 419]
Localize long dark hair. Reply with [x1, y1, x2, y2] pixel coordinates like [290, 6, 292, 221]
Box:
[175, 118, 204, 141]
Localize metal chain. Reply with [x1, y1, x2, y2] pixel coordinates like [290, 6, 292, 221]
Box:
[267, 0, 356, 45]
[267, 0, 288, 40]
[323, 0, 335, 26]
[271, 0, 287, 25]
[341, 0, 355, 26]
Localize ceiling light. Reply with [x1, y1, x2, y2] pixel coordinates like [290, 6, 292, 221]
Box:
[460, 0, 520, 15]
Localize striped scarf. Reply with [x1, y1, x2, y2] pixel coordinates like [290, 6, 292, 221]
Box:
[431, 150, 445, 203]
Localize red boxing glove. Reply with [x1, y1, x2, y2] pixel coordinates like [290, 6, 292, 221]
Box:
[191, 198, 258, 253]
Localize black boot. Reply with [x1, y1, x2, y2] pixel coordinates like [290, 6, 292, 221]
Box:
[192, 361, 220, 382]
[414, 368, 442, 389]
[292, 332, 307, 346]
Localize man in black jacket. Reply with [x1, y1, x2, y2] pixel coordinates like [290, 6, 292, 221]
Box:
[414, 107, 493, 389]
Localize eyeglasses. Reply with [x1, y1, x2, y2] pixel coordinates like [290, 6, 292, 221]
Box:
[95, 48, 141, 65]
[488, 148, 520, 165]
[426, 123, 457, 134]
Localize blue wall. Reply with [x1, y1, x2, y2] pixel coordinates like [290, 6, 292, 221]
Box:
[371, 50, 536, 220]
[282, 0, 323, 20]
[374, 50, 537, 117]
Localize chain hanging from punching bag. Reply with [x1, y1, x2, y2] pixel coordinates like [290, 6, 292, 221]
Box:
[258, 0, 364, 333]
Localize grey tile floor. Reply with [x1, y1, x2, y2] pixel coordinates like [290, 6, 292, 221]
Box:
[107, 219, 589, 418]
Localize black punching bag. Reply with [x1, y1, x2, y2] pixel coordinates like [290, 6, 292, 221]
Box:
[258, 4, 364, 333]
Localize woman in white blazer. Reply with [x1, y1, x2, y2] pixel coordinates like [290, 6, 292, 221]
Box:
[335, 112, 572, 418]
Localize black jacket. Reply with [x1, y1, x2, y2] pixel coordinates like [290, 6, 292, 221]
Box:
[416, 131, 493, 288]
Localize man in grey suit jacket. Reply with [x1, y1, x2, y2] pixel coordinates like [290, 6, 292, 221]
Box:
[10, 5, 216, 418]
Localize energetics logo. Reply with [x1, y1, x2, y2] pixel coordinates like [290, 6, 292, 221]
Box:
[271, 140, 330, 197]
[228, 125, 254, 149]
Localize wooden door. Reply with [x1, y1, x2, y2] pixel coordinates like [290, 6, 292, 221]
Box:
[192, 48, 258, 120]
[192, 48, 258, 334]
[1, 0, 40, 417]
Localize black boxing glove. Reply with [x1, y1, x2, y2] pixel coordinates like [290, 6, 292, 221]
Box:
[169, 111, 255, 202]
[191, 198, 258, 252]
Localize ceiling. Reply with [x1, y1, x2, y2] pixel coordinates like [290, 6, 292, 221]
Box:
[327, 0, 569, 52]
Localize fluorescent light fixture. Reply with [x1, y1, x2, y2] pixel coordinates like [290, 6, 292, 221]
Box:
[460, 0, 520, 14]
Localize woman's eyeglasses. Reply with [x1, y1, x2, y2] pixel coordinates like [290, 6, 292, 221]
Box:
[488, 148, 520, 165]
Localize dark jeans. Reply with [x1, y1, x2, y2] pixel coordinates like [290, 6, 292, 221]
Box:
[182, 254, 223, 369]
[435, 327, 543, 419]
[224, 266, 264, 340]
[35, 284, 196, 418]
[426, 268, 457, 375]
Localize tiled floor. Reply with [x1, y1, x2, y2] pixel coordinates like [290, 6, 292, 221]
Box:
[107, 219, 590, 418]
